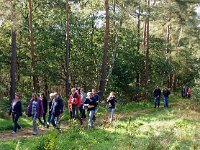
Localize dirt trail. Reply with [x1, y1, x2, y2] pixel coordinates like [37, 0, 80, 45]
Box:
[0, 102, 181, 140]
[0, 127, 48, 140]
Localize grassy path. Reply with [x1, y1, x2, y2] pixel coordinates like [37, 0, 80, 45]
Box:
[0, 100, 186, 140]
[0, 99, 200, 149]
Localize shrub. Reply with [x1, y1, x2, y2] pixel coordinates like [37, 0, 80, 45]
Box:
[36, 130, 59, 150]
[191, 84, 200, 101]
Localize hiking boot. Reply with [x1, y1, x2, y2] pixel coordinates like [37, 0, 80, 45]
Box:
[17, 126, 22, 130]
[46, 122, 50, 128]
[11, 131, 16, 134]
[58, 128, 62, 133]
[32, 131, 38, 135]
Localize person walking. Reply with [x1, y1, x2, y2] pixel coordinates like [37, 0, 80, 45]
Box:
[26, 93, 44, 135]
[54, 92, 64, 126]
[80, 88, 87, 120]
[84, 92, 97, 128]
[9, 93, 22, 134]
[163, 87, 170, 108]
[187, 87, 191, 98]
[153, 86, 161, 108]
[46, 93, 62, 133]
[107, 92, 117, 124]
[91, 89, 100, 122]
[40, 92, 48, 125]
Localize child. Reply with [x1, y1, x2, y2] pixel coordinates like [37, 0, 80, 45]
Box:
[9, 93, 22, 134]
[84, 92, 97, 128]
[26, 93, 44, 135]
[107, 92, 117, 124]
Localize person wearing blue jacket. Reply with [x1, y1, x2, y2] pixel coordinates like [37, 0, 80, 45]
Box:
[163, 87, 170, 108]
[9, 93, 22, 134]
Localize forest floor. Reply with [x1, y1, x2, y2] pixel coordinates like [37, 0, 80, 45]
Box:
[0, 98, 200, 149]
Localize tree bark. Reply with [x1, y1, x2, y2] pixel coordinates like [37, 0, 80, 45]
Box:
[28, 0, 37, 91]
[107, 0, 117, 80]
[10, 30, 17, 103]
[143, 0, 150, 87]
[65, 0, 70, 97]
[9, 2, 17, 103]
[99, 0, 110, 97]
[136, 5, 141, 88]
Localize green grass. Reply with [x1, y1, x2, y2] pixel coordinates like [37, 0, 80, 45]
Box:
[0, 97, 200, 150]
[0, 116, 32, 132]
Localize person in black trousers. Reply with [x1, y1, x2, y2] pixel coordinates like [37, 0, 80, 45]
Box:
[9, 93, 22, 134]
[40, 92, 48, 125]
[153, 86, 161, 108]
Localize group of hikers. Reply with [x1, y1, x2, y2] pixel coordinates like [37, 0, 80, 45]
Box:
[181, 86, 192, 98]
[9, 85, 191, 135]
[153, 86, 171, 108]
[153, 86, 192, 108]
[8, 88, 117, 135]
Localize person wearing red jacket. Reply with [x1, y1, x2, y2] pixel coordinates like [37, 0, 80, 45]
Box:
[68, 88, 82, 124]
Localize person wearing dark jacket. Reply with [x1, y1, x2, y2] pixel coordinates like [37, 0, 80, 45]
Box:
[153, 86, 161, 108]
[9, 93, 22, 134]
[84, 92, 97, 128]
[40, 92, 48, 124]
[107, 92, 117, 124]
[55, 92, 64, 125]
[46, 93, 62, 133]
[163, 87, 170, 108]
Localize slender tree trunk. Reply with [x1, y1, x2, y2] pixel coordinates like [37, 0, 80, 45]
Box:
[0, 64, 1, 82]
[9, 2, 17, 103]
[143, 0, 150, 87]
[172, 74, 177, 93]
[10, 30, 17, 103]
[65, 0, 70, 97]
[166, 24, 173, 89]
[107, 0, 117, 79]
[166, 25, 170, 55]
[28, 0, 37, 91]
[99, 0, 110, 97]
[136, 5, 141, 88]
[137, 6, 141, 52]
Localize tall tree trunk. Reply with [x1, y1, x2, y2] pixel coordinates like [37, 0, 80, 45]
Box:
[166, 24, 173, 89]
[10, 30, 17, 103]
[28, 0, 37, 91]
[107, 0, 117, 80]
[136, 5, 141, 88]
[99, 0, 110, 97]
[172, 74, 177, 93]
[166, 24, 170, 55]
[9, 2, 17, 103]
[137, 6, 141, 52]
[143, 0, 150, 87]
[0, 64, 1, 83]
[65, 0, 70, 97]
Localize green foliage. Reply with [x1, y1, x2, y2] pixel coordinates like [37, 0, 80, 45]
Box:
[191, 81, 200, 101]
[37, 131, 59, 150]
[0, 97, 10, 118]
[0, 0, 200, 104]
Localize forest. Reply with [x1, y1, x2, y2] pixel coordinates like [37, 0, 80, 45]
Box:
[0, 0, 200, 149]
